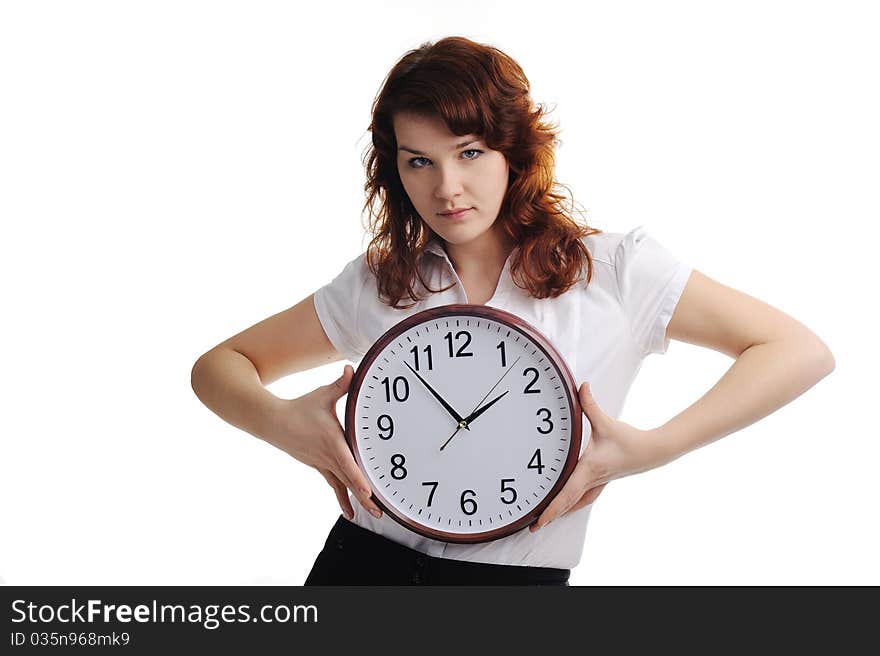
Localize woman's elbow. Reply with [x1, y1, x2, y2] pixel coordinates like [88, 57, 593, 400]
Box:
[779, 328, 835, 382]
[818, 343, 836, 377]
[805, 335, 836, 380]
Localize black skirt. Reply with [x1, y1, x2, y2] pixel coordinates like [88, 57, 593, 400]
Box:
[304, 515, 571, 586]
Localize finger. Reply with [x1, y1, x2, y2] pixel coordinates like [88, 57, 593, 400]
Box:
[530, 487, 579, 532]
[568, 482, 607, 514]
[334, 444, 371, 497]
[333, 448, 383, 518]
[530, 465, 593, 532]
[530, 481, 606, 533]
[320, 468, 354, 520]
[326, 364, 355, 404]
[323, 364, 379, 516]
[579, 382, 609, 432]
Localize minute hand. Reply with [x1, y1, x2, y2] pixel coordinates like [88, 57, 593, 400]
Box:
[403, 361, 470, 430]
[462, 390, 510, 426]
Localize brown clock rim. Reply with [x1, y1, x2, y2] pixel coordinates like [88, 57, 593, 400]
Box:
[344, 303, 583, 544]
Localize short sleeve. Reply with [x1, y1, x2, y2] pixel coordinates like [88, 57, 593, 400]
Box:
[614, 226, 692, 356]
[312, 253, 370, 362]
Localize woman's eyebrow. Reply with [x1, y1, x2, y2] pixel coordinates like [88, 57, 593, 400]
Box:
[398, 139, 480, 155]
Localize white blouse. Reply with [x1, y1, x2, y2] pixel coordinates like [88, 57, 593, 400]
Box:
[313, 226, 692, 569]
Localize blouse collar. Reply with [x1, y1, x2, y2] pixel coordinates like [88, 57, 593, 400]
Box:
[423, 237, 447, 258]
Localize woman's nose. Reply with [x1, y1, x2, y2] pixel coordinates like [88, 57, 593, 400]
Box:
[433, 168, 464, 200]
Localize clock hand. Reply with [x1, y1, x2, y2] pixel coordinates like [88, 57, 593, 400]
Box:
[462, 390, 510, 426]
[438, 392, 507, 452]
[463, 355, 521, 419]
[438, 356, 522, 451]
[403, 361, 470, 431]
[439, 425, 464, 452]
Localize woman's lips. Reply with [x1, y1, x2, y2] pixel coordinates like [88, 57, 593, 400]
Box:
[440, 208, 471, 220]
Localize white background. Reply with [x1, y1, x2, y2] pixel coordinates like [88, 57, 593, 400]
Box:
[1, 0, 876, 585]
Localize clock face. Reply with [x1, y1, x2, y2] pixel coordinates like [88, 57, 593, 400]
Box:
[345, 304, 582, 543]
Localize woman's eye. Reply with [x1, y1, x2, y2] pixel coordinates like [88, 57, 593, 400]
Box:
[407, 149, 484, 169]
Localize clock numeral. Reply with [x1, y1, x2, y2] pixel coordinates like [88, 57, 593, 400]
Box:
[460, 489, 478, 516]
[381, 376, 410, 403]
[536, 408, 554, 434]
[422, 481, 438, 507]
[390, 454, 407, 480]
[523, 367, 541, 394]
[497, 341, 506, 367]
[377, 414, 394, 440]
[409, 344, 433, 371]
[444, 330, 473, 358]
[500, 478, 517, 504]
[527, 448, 545, 474]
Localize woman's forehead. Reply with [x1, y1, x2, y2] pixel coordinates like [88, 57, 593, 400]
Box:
[393, 112, 480, 152]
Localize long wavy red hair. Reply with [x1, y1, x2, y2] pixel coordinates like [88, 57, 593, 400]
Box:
[361, 36, 601, 309]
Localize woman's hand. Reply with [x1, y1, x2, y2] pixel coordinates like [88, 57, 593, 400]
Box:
[529, 382, 671, 532]
[268, 364, 383, 521]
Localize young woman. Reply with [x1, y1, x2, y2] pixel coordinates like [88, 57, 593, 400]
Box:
[190, 37, 835, 586]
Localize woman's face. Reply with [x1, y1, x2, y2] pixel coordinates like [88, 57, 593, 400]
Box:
[394, 112, 509, 248]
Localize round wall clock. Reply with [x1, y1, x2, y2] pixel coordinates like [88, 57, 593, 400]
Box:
[344, 304, 582, 544]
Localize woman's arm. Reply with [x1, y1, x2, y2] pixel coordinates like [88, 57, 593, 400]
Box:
[650, 269, 835, 462]
[533, 269, 835, 529]
[191, 294, 384, 519]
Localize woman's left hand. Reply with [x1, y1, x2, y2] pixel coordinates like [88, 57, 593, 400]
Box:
[529, 381, 671, 532]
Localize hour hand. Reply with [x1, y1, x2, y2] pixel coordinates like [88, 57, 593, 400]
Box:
[463, 390, 510, 426]
[403, 362, 469, 430]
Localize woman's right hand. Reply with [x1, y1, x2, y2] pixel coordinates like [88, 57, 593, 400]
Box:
[269, 364, 383, 521]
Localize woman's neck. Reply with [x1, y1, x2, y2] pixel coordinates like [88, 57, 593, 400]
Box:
[443, 226, 517, 280]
